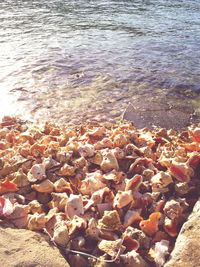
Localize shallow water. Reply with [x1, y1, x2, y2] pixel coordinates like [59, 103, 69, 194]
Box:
[1, 0, 200, 127]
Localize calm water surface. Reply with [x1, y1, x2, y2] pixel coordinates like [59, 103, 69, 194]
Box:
[0, 0, 200, 125]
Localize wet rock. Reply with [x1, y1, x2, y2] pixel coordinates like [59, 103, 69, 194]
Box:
[0, 227, 70, 267]
[123, 97, 197, 130]
[164, 199, 200, 267]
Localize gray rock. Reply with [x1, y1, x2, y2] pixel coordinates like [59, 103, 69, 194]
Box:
[0, 227, 70, 267]
[164, 199, 200, 267]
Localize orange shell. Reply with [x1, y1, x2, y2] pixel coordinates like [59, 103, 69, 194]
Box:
[139, 212, 161, 236]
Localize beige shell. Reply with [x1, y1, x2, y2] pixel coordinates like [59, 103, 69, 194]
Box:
[79, 171, 106, 195]
[98, 239, 125, 258]
[57, 163, 76, 176]
[120, 250, 148, 267]
[52, 220, 69, 247]
[123, 210, 142, 228]
[94, 137, 113, 150]
[98, 210, 122, 231]
[100, 151, 119, 172]
[151, 171, 173, 192]
[28, 200, 43, 214]
[27, 213, 47, 230]
[54, 178, 72, 193]
[163, 199, 183, 220]
[65, 194, 84, 219]
[85, 218, 100, 240]
[78, 143, 95, 158]
[7, 203, 30, 228]
[87, 151, 103, 165]
[73, 157, 87, 168]
[88, 126, 106, 139]
[12, 169, 30, 188]
[27, 164, 46, 182]
[32, 179, 54, 193]
[113, 134, 128, 148]
[50, 192, 68, 211]
[67, 215, 87, 235]
[113, 190, 133, 209]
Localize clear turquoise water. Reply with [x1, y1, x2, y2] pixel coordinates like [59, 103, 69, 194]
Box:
[0, 0, 200, 124]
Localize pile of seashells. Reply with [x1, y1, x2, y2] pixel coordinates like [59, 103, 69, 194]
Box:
[0, 116, 200, 267]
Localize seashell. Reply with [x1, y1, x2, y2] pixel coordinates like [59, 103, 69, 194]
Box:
[175, 182, 189, 195]
[67, 215, 87, 235]
[88, 126, 106, 139]
[0, 196, 14, 216]
[49, 192, 68, 211]
[98, 210, 122, 231]
[189, 127, 200, 143]
[98, 239, 125, 258]
[0, 177, 18, 194]
[54, 178, 73, 193]
[151, 171, 173, 192]
[32, 179, 54, 193]
[163, 199, 183, 220]
[94, 137, 113, 150]
[78, 143, 95, 158]
[137, 132, 155, 148]
[91, 187, 113, 205]
[125, 174, 143, 191]
[79, 171, 106, 195]
[87, 151, 103, 165]
[55, 150, 72, 163]
[85, 218, 101, 240]
[52, 220, 69, 247]
[123, 236, 140, 251]
[27, 163, 46, 182]
[7, 203, 29, 228]
[169, 161, 193, 182]
[57, 163, 76, 176]
[12, 169, 30, 188]
[65, 194, 84, 219]
[123, 227, 151, 250]
[163, 217, 178, 237]
[96, 203, 112, 217]
[112, 147, 125, 159]
[128, 157, 152, 175]
[113, 190, 133, 209]
[101, 151, 119, 172]
[30, 143, 46, 157]
[27, 213, 47, 231]
[42, 157, 60, 170]
[28, 200, 43, 214]
[139, 212, 161, 236]
[113, 134, 128, 148]
[73, 156, 87, 168]
[123, 210, 142, 228]
[154, 239, 170, 267]
[187, 152, 200, 168]
[120, 250, 148, 267]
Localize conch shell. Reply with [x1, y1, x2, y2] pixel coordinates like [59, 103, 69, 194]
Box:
[78, 143, 95, 158]
[49, 192, 68, 211]
[113, 190, 133, 209]
[79, 172, 106, 195]
[101, 151, 119, 172]
[0, 196, 13, 216]
[98, 239, 125, 258]
[120, 250, 148, 267]
[140, 212, 161, 236]
[54, 178, 73, 193]
[27, 164, 46, 182]
[169, 161, 193, 182]
[67, 215, 87, 235]
[52, 220, 69, 247]
[163, 199, 183, 220]
[123, 210, 142, 228]
[65, 194, 84, 219]
[151, 171, 173, 192]
[28, 213, 47, 230]
[32, 179, 54, 193]
[0, 178, 18, 194]
[57, 163, 76, 176]
[98, 210, 122, 231]
[7, 203, 29, 228]
[28, 200, 43, 214]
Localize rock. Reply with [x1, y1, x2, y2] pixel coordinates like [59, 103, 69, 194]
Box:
[164, 199, 200, 267]
[122, 97, 197, 130]
[0, 227, 70, 267]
